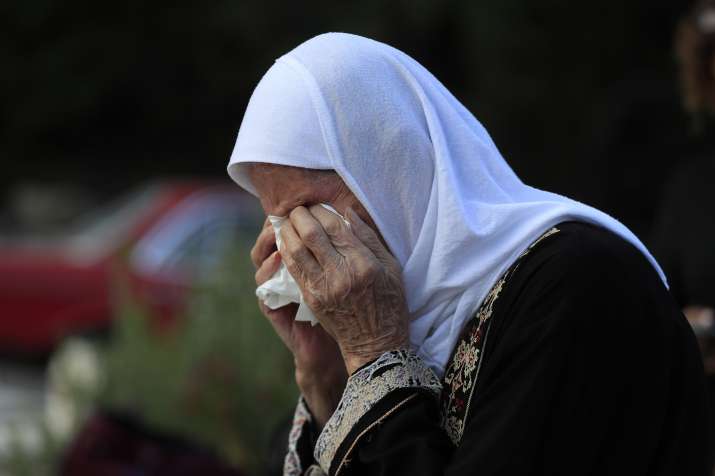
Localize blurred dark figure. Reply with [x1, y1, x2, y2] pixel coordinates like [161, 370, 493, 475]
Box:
[654, 0, 715, 357]
[653, 0, 715, 465]
[60, 410, 243, 476]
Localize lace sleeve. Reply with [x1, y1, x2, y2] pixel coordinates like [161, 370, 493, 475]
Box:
[285, 397, 325, 475]
[314, 349, 441, 474]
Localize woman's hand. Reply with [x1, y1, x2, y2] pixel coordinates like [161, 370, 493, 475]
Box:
[252, 217, 347, 428]
[279, 205, 410, 375]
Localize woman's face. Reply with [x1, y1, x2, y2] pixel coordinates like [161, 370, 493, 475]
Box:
[246, 163, 385, 244]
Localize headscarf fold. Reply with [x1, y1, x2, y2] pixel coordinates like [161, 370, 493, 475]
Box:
[227, 33, 666, 376]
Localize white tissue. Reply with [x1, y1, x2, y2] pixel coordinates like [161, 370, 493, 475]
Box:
[256, 204, 349, 326]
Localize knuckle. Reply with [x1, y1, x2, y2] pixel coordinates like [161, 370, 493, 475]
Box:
[301, 225, 322, 245]
[251, 229, 275, 265]
[357, 258, 380, 281]
[366, 258, 381, 274]
[334, 275, 351, 294]
[285, 237, 305, 257]
[255, 261, 274, 285]
[324, 219, 344, 237]
[289, 206, 306, 221]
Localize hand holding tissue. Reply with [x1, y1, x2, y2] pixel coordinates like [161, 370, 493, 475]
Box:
[256, 204, 349, 326]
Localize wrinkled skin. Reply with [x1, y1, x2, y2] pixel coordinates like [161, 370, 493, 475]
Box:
[247, 164, 409, 428]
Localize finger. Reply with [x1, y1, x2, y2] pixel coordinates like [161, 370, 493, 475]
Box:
[308, 204, 351, 241]
[309, 204, 377, 262]
[280, 219, 323, 285]
[254, 250, 281, 285]
[309, 205, 380, 270]
[250, 222, 277, 268]
[260, 301, 298, 350]
[290, 206, 341, 268]
[345, 207, 391, 260]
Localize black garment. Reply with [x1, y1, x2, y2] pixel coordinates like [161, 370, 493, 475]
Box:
[652, 156, 715, 309]
[319, 222, 709, 475]
[651, 153, 715, 468]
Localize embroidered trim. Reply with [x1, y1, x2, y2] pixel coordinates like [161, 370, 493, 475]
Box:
[284, 396, 313, 476]
[315, 349, 441, 474]
[334, 394, 418, 476]
[305, 465, 327, 476]
[440, 226, 561, 445]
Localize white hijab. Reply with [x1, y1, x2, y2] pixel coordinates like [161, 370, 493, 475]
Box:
[227, 33, 666, 376]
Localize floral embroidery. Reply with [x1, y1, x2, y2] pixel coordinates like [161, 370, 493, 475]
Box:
[315, 349, 441, 474]
[284, 226, 562, 472]
[440, 227, 560, 445]
[285, 397, 313, 475]
[305, 465, 327, 475]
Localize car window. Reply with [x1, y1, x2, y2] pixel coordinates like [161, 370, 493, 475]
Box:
[131, 191, 261, 280]
[167, 219, 240, 278]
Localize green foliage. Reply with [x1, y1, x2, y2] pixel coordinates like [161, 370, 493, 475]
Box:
[0, 249, 296, 475]
[100, 251, 297, 472]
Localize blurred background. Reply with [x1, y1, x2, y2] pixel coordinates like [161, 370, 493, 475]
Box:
[1, 0, 713, 474]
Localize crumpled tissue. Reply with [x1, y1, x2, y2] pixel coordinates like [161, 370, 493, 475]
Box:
[256, 203, 349, 326]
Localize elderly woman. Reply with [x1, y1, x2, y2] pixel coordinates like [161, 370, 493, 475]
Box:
[227, 34, 708, 475]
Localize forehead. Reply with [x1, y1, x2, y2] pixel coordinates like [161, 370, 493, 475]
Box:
[246, 163, 337, 190]
[245, 163, 341, 214]
[248, 162, 312, 179]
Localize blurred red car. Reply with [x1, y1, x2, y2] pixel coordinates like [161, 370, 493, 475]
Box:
[0, 181, 262, 354]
